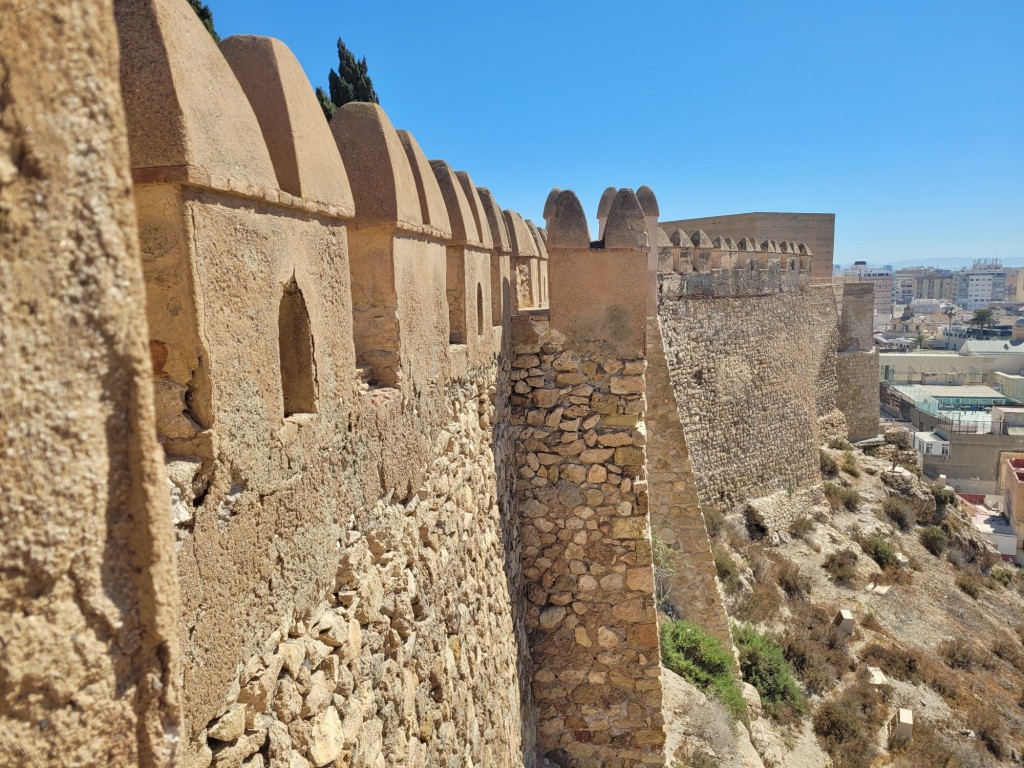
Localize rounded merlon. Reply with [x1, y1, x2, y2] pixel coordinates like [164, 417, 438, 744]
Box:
[657, 228, 671, 248]
[429, 159, 483, 246]
[396, 129, 452, 238]
[603, 189, 648, 250]
[546, 191, 591, 249]
[221, 35, 353, 210]
[476, 187, 511, 252]
[455, 169, 494, 248]
[526, 219, 548, 260]
[115, 0, 278, 187]
[636, 185, 659, 217]
[504, 209, 540, 258]
[691, 230, 713, 249]
[331, 102, 423, 229]
[543, 188, 562, 221]
[669, 228, 689, 247]
[596, 186, 617, 219]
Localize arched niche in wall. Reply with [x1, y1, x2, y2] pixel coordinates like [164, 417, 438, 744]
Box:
[477, 282, 484, 337]
[279, 277, 317, 417]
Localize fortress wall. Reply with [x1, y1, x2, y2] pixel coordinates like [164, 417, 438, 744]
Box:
[0, 2, 180, 765]
[658, 275, 822, 512]
[838, 352, 880, 441]
[115, 3, 531, 765]
[837, 283, 879, 441]
[661, 212, 836, 282]
[645, 321, 732, 644]
[808, 285, 850, 444]
[511, 192, 664, 767]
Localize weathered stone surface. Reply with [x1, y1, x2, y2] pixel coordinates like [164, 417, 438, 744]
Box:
[511, 310, 664, 766]
[0, 3, 180, 765]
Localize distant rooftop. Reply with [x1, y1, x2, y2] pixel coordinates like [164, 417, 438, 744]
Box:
[960, 339, 1024, 355]
[902, 384, 1006, 400]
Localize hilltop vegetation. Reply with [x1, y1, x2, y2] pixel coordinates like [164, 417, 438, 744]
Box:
[669, 443, 1024, 767]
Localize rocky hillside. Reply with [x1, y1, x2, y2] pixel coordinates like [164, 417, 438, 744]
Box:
[665, 439, 1024, 768]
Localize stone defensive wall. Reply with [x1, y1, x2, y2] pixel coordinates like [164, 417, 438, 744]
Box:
[659, 212, 837, 283]
[114, 2, 558, 766]
[1, 2, 877, 766]
[509, 189, 666, 766]
[654, 232, 859, 514]
[836, 282, 880, 441]
[1, 2, 667, 767]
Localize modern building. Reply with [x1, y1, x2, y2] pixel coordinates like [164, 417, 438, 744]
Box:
[893, 271, 916, 304]
[914, 270, 957, 303]
[1000, 458, 1024, 563]
[956, 259, 1007, 310]
[840, 261, 894, 319]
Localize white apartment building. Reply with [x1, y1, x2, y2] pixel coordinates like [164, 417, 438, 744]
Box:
[957, 260, 1007, 310]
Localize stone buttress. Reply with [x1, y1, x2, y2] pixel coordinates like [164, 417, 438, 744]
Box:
[511, 189, 665, 767]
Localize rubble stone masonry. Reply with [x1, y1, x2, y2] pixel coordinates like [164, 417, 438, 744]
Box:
[645, 320, 732, 645]
[511, 316, 664, 767]
[512, 189, 665, 767]
[658, 275, 822, 512]
[2, 1, 878, 764]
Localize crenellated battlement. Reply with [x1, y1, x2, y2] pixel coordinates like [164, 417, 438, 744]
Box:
[2, 2, 879, 767]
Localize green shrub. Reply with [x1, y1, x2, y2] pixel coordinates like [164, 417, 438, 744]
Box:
[660, 620, 747, 723]
[829, 438, 853, 451]
[713, 546, 740, 594]
[820, 449, 838, 477]
[821, 548, 859, 585]
[813, 681, 889, 768]
[928, 484, 957, 508]
[898, 460, 920, 477]
[881, 497, 915, 532]
[860, 532, 897, 569]
[918, 526, 949, 556]
[732, 623, 806, 722]
[823, 482, 861, 512]
[989, 567, 1014, 588]
[777, 560, 811, 600]
[840, 451, 860, 477]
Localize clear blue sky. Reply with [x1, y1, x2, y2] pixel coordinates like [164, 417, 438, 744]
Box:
[212, 1, 1022, 267]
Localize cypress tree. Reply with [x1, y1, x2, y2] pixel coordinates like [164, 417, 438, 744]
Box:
[318, 38, 379, 120]
[187, 0, 220, 43]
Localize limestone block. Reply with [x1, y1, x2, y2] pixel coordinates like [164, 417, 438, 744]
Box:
[208, 704, 247, 742]
[307, 707, 344, 765]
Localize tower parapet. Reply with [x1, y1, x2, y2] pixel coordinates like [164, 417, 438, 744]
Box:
[511, 188, 665, 766]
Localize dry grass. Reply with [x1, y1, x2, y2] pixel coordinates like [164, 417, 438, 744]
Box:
[776, 559, 812, 600]
[889, 718, 991, 768]
[955, 571, 984, 599]
[813, 678, 890, 768]
[780, 602, 853, 694]
[821, 548, 859, 585]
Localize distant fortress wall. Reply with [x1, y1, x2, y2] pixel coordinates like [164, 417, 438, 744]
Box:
[660, 212, 836, 283]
